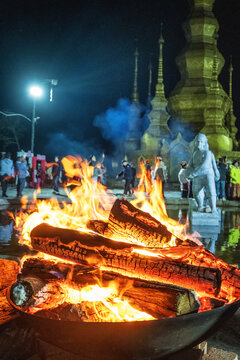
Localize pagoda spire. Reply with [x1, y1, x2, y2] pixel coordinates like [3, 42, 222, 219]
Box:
[148, 60, 152, 98]
[132, 47, 139, 104]
[155, 23, 165, 100]
[226, 55, 238, 148]
[229, 55, 233, 112]
[141, 22, 171, 153]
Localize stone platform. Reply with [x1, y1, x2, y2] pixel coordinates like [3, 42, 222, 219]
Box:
[190, 211, 221, 226]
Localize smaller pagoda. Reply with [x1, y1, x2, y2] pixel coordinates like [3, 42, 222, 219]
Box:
[141, 24, 171, 154]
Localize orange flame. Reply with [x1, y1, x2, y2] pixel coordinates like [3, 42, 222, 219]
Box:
[16, 155, 188, 249]
[131, 160, 185, 242]
[14, 156, 203, 321]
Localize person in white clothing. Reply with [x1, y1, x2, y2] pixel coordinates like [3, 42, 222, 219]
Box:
[178, 161, 189, 198]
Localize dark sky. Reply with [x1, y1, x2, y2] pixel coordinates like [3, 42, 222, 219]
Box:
[0, 0, 240, 159]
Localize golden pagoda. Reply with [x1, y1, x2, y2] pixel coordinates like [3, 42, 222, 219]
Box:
[127, 0, 239, 179]
[168, 0, 234, 153]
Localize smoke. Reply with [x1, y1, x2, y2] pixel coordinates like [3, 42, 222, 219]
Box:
[93, 98, 142, 143]
[168, 116, 196, 142]
[43, 132, 102, 160]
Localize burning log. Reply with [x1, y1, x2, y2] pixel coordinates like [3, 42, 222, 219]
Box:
[87, 200, 240, 301]
[10, 276, 64, 309]
[88, 198, 183, 247]
[30, 223, 222, 298]
[198, 297, 226, 312]
[36, 301, 115, 322]
[149, 245, 240, 302]
[20, 257, 200, 317]
[103, 273, 200, 317]
[0, 259, 19, 290]
[20, 257, 97, 283]
[87, 220, 108, 236]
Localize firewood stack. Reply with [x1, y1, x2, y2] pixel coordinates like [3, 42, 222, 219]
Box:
[8, 198, 240, 320]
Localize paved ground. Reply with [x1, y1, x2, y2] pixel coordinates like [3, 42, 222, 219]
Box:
[0, 185, 239, 208]
[0, 184, 239, 209]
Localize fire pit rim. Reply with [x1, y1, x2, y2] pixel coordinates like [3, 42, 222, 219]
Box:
[6, 287, 240, 360]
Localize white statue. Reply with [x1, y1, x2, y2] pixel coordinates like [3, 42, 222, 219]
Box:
[185, 134, 220, 213]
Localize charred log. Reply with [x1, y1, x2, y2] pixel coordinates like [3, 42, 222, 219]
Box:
[37, 301, 125, 322]
[10, 277, 64, 309]
[0, 259, 19, 291]
[30, 223, 222, 297]
[152, 245, 240, 302]
[198, 297, 226, 312]
[98, 199, 183, 247]
[20, 257, 200, 317]
[87, 220, 108, 236]
[102, 273, 200, 317]
[20, 257, 98, 283]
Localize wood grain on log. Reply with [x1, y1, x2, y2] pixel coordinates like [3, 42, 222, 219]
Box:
[30, 223, 222, 297]
[152, 246, 240, 302]
[102, 273, 200, 317]
[0, 259, 19, 291]
[104, 199, 183, 247]
[21, 257, 97, 283]
[20, 258, 200, 318]
[10, 277, 64, 309]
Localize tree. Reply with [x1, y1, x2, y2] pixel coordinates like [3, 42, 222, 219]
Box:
[0, 114, 28, 151]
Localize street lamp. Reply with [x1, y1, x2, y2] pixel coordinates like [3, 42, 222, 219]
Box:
[29, 85, 43, 154]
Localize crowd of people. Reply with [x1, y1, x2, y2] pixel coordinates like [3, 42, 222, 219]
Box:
[0, 152, 108, 198]
[178, 157, 240, 201]
[116, 156, 168, 197]
[0, 152, 63, 198]
[0, 151, 239, 202]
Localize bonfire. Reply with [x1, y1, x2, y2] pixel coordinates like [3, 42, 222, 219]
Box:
[10, 156, 240, 323]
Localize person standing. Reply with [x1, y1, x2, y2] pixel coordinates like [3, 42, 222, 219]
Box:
[116, 160, 133, 196]
[130, 163, 136, 193]
[178, 161, 189, 198]
[145, 159, 152, 184]
[97, 163, 106, 185]
[88, 155, 96, 166]
[230, 161, 240, 201]
[154, 157, 167, 198]
[15, 156, 29, 198]
[216, 158, 227, 200]
[0, 153, 14, 198]
[52, 156, 62, 195]
[225, 162, 231, 200]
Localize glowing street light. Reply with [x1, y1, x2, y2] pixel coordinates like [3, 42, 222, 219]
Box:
[29, 85, 43, 98]
[29, 85, 43, 154]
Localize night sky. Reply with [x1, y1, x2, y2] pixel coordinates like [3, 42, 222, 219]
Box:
[0, 0, 240, 160]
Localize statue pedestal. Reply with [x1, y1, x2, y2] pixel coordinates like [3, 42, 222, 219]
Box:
[190, 210, 220, 226]
[189, 199, 220, 226]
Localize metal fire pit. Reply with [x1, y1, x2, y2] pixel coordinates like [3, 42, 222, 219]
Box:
[7, 289, 240, 360]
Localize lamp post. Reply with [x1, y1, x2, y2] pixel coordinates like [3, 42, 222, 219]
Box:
[29, 85, 43, 154]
